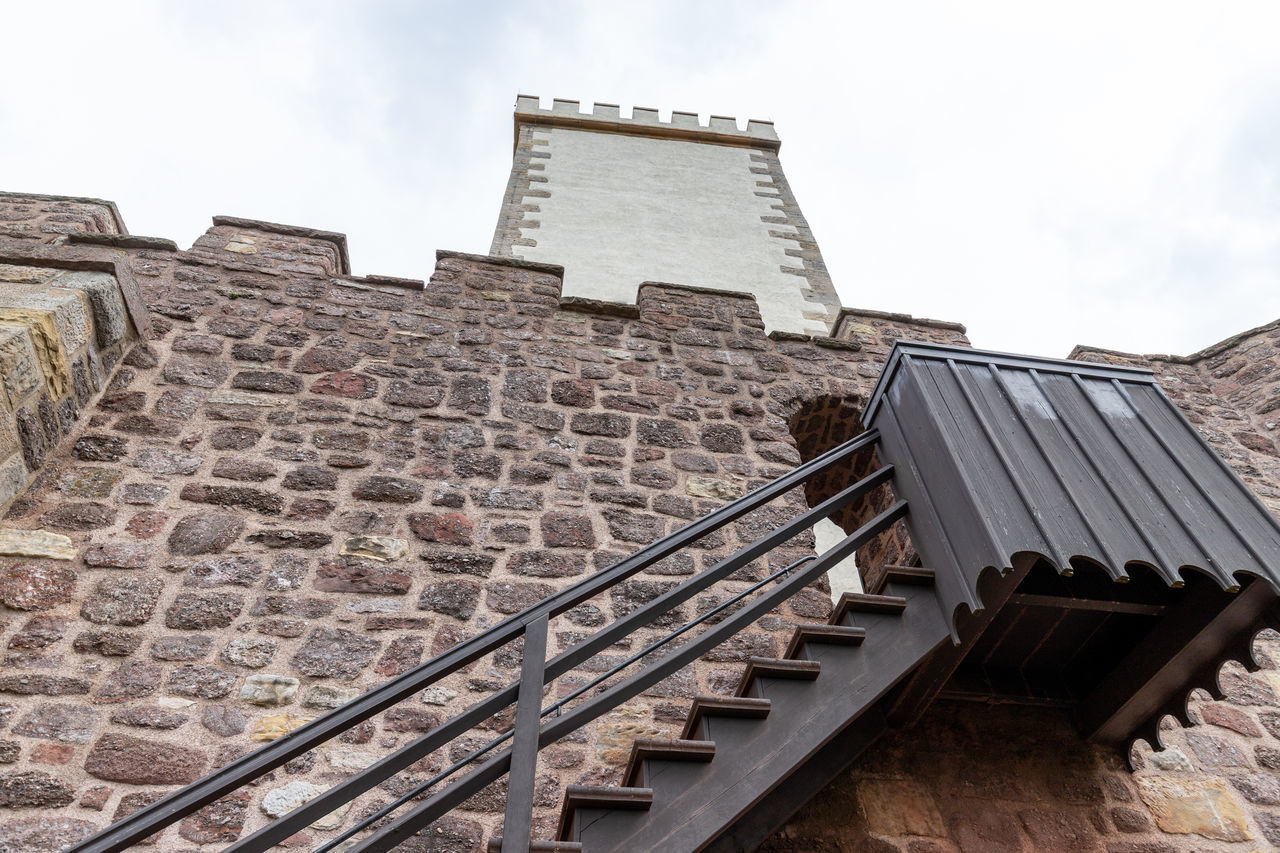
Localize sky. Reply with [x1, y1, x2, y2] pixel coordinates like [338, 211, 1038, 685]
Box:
[3, 0, 1279, 358]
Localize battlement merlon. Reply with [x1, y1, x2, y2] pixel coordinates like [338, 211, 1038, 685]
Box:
[513, 95, 781, 153]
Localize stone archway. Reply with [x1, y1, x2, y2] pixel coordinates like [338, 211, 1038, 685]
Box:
[786, 393, 914, 597]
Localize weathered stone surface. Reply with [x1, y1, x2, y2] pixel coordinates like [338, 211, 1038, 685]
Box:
[94, 661, 162, 703]
[245, 529, 332, 549]
[407, 512, 474, 545]
[84, 733, 207, 784]
[231, 370, 303, 394]
[374, 635, 425, 677]
[1135, 776, 1251, 841]
[339, 535, 409, 561]
[40, 502, 117, 531]
[570, 412, 630, 437]
[72, 434, 127, 462]
[0, 563, 76, 610]
[165, 591, 244, 629]
[291, 628, 380, 680]
[508, 549, 588, 578]
[168, 513, 245, 555]
[167, 664, 237, 699]
[180, 483, 284, 515]
[13, 704, 96, 743]
[163, 354, 229, 388]
[177, 790, 250, 844]
[282, 464, 338, 491]
[1199, 702, 1263, 736]
[394, 816, 484, 852]
[151, 634, 214, 661]
[221, 637, 278, 668]
[0, 529, 76, 561]
[109, 705, 188, 729]
[0, 816, 97, 852]
[310, 371, 376, 398]
[0, 675, 90, 696]
[315, 556, 411, 594]
[603, 508, 664, 543]
[419, 548, 495, 577]
[239, 674, 300, 706]
[83, 543, 153, 569]
[417, 578, 481, 617]
[56, 467, 123, 498]
[131, 446, 201, 475]
[485, 580, 554, 614]
[352, 475, 423, 503]
[250, 713, 315, 742]
[8, 615, 66, 650]
[260, 780, 349, 829]
[686, 476, 744, 500]
[209, 425, 262, 450]
[303, 685, 361, 710]
[211, 457, 276, 481]
[80, 576, 163, 625]
[183, 555, 263, 588]
[540, 512, 595, 548]
[448, 375, 490, 414]
[202, 704, 249, 737]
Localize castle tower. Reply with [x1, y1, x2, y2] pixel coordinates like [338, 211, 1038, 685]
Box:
[491, 96, 841, 336]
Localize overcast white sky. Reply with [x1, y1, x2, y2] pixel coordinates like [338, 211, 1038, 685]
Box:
[4, 1, 1278, 358]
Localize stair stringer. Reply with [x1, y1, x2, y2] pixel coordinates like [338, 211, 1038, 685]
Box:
[568, 580, 952, 852]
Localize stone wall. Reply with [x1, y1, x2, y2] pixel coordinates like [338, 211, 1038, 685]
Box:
[0, 262, 139, 513]
[6, 190, 1280, 852]
[0, 198, 966, 852]
[763, 329, 1280, 853]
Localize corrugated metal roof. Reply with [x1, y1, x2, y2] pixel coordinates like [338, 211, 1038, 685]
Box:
[866, 341, 1280, 623]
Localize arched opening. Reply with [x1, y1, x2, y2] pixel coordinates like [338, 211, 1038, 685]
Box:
[787, 394, 916, 598]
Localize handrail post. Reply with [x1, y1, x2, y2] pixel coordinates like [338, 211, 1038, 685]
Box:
[502, 614, 549, 853]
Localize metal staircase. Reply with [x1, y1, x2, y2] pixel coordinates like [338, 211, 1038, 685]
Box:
[73, 427, 936, 853]
[546, 570, 948, 852]
[70, 341, 1280, 852]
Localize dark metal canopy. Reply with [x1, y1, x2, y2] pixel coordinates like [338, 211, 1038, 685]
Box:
[866, 341, 1280, 632]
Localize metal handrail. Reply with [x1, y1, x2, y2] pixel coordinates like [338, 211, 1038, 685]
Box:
[70, 428, 888, 853]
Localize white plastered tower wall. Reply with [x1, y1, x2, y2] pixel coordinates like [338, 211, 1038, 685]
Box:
[491, 96, 842, 336]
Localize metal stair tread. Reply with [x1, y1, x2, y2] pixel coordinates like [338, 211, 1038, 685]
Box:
[557, 786, 654, 841]
[831, 592, 908, 624]
[623, 738, 717, 787]
[680, 695, 772, 740]
[784, 623, 867, 659]
[735, 657, 821, 697]
[872, 565, 936, 594]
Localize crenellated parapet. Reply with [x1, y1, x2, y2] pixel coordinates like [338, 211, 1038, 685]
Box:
[513, 94, 780, 151]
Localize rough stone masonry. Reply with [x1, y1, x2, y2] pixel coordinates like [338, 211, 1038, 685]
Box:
[1, 189, 1280, 852]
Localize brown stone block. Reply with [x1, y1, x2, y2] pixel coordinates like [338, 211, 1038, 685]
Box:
[1135, 776, 1251, 842]
[84, 732, 207, 784]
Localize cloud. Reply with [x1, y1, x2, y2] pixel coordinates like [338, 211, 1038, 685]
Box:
[3, 0, 1278, 358]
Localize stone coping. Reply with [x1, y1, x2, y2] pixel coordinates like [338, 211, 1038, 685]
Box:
[0, 238, 151, 339]
[834, 306, 967, 335]
[436, 249, 565, 277]
[0, 191, 128, 234]
[1072, 317, 1280, 366]
[211, 215, 351, 275]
